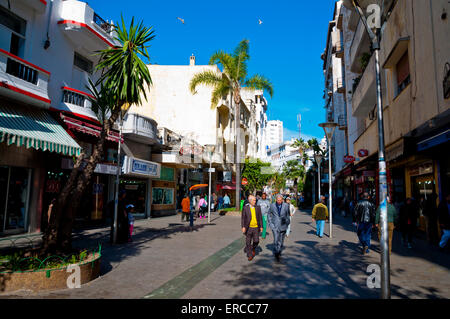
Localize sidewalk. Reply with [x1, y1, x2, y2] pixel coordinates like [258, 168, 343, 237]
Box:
[1, 209, 449, 299]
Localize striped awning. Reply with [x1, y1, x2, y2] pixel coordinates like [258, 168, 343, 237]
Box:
[0, 104, 81, 156]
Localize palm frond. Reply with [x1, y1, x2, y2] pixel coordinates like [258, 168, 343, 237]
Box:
[244, 74, 274, 98]
[189, 70, 225, 94]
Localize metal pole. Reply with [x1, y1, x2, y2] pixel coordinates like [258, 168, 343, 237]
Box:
[375, 47, 390, 299]
[208, 154, 212, 223]
[351, 0, 390, 298]
[328, 141, 333, 239]
[318, 161, 321, 200]
[113, 111, 123, 244]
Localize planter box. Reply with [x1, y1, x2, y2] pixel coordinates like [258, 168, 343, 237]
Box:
[0, 253, 101, 293]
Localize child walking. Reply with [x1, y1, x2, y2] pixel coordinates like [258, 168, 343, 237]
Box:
[126, 204, 135, 242]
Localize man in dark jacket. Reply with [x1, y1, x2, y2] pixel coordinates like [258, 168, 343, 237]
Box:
[355, 192, 376, 254]
[241, 195, 263, 261]
[438, 193, 450, 250]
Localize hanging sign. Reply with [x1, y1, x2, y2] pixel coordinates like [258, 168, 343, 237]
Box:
[358, 149, 369, 157]
[343, 155, 355, 163]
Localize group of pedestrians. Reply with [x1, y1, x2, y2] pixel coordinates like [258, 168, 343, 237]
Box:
[241, 193, 296, 262]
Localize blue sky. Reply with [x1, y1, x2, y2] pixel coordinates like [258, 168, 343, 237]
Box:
[89, 0, 335, 141]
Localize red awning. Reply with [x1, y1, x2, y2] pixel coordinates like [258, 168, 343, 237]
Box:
[60, 114, 121, 143]
[216, 184, 236, 190]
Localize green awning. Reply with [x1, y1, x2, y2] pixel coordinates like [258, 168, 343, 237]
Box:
[0, 104, 81, 156]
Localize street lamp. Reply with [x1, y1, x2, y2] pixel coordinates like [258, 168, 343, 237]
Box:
[342, 0, 390, 299]
[113, 109, 124, 244]
[314, 152, 323, 203]
[205, 144, 216, 224]
[319, 122, 338, 239]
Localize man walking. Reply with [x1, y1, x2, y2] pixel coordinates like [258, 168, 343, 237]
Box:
[355, 192, 376, 255]
[312, 195, 329, 238]
[257, 192, 271, 239]
[268, 194, 291, 261]
[241, 195, 263, 261]
[375, 196, 398, 255]
[181, 194, 190, 222]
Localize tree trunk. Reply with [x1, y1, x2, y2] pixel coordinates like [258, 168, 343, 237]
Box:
[41, 108, 121, 254]
[41, 152, 85, 255]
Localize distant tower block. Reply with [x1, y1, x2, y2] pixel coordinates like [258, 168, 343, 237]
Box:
[190, 54, 195, 66]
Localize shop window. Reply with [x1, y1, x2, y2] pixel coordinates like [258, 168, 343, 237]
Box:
[152, 187, 174, 205]
[395, 51, 411, 96]
[0, 166, 31, 234]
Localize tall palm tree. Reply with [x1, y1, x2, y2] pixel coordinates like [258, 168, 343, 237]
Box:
[42, 17, 155, 253]
[189, 39, 273, 210]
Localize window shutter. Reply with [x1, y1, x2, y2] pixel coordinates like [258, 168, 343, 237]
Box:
[396, 52, 410, 86]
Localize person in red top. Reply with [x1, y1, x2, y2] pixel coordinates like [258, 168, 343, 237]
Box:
[181, 194, 191, 222]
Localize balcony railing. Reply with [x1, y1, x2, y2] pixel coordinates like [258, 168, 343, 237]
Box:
[0, 48, 50, 107]
[61, 87, 93, 109]
[93, 13, 114, 34]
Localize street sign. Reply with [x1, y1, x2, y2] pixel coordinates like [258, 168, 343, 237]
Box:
[358, 149, 369, 157]
[343, 155, 355, 163]
[241, 178, 248, 185]
[207, 168, 215, 173]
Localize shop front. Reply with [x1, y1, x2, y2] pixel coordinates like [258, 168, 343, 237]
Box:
[121, 156, 160, 219]
[151, 165, 176, 217]
[0, 101, 81, 236]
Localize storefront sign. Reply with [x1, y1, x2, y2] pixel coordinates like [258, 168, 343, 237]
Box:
[241, 178, 248, 185]
[363, 170, 375, 177]
[342, 167, 353, 176]
[343, 155, 355, 163]
[124, 156, 161, 178]
[409, 161, 433, 177]
[61, 158, 118, 175]
[358, 149, 369, 157]
[179, 145, 204, 155]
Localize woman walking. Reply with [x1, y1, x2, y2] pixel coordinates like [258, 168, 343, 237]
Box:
[198, 195, 207, 219]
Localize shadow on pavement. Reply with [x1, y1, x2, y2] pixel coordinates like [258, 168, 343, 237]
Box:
[70, 217, 220, 276]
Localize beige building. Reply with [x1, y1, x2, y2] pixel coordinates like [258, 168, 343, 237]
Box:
[345, 0, 450, 232]
[127, 55, 268, 212]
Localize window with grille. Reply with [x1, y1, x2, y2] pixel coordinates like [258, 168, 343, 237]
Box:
[74, 52, 93, 74]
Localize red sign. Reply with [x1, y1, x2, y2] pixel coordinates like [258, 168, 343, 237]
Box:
[343, 155, 355, 163]
[358, 149, 369, 157]
[241, 178, 248, 185]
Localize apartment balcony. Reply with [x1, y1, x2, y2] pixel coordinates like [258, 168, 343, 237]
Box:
[350, 19, 371, 73]
[57, 0, 117, 52]
[17, 0, 47, 14]
[338, 114, 347, 130]
[0, 48, 51, 108]
[60, 86, 93, 111]
[122, 113, 159, 145]
[352, 52, 385, 118]
[336, 77, 345, 93]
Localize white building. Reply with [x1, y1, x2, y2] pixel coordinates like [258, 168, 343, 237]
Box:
[0, 0, 154, 235]
[266, 120, 283, 147]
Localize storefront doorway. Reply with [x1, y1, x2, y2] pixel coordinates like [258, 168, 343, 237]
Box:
[0, 166, 31, 235]
[120, 179, 147, 219]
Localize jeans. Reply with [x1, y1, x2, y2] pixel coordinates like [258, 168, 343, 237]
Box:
[439, 229, 450, 248]
[286, 216, 292, 236]
[316, 220, 325, 237]
[357, 222, 373, 248]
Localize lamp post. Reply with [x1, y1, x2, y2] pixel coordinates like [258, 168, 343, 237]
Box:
[342, 0, 390, 299]
[314, 153, 323, 203]
[205, 144, 216, 223]
[113, 110, 123, 244]
[319, 122, 337, 239]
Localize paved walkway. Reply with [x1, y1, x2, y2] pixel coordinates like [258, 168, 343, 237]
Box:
[1, 208, 449, 299]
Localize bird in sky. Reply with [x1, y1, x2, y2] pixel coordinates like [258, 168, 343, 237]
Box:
[258, 19, 263, 25]
[177, 17, 185, 24]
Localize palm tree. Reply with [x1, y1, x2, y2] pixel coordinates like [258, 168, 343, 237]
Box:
[189, 39, 273, 210]
[42, 17, 155, 253]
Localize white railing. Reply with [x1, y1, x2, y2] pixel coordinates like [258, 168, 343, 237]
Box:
[0, 48, 50, 106]
[61, 86, 93, 109]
